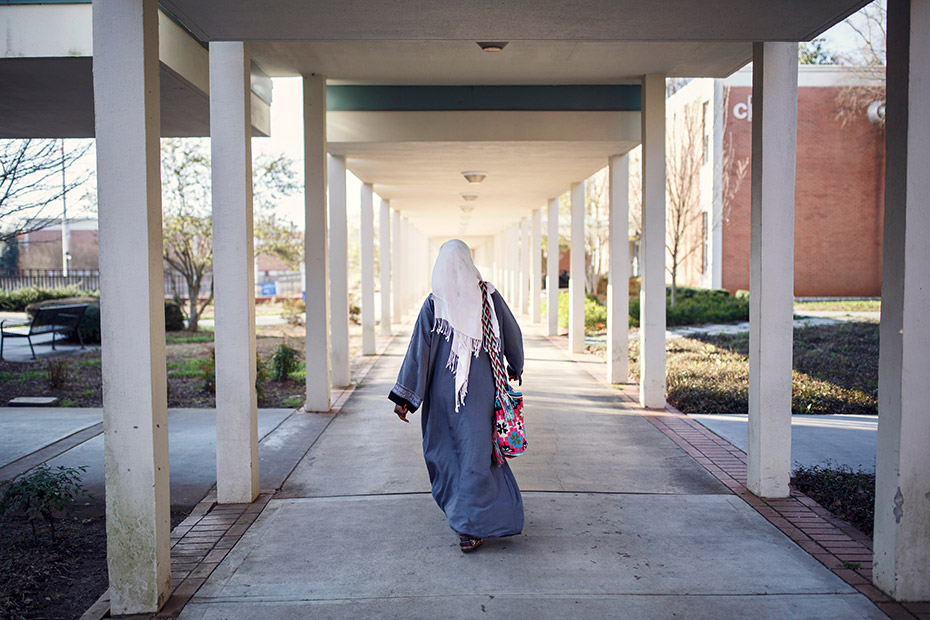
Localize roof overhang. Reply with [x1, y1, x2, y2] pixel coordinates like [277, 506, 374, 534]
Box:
[0, 3, 271, 138]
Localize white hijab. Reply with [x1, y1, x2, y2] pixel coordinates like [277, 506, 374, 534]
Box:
[431, 239, 501, 411]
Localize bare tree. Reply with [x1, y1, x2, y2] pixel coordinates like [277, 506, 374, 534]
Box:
[665, 101, 705, 306]
[253, 152, 301, 269]
[161, 138, 213, 332]
[584, 168, 609, 295]
[836, 0, 886, 129]
[0, 139, 92, 244]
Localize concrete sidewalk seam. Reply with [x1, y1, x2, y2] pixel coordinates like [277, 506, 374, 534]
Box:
[0, 421, 103, 482]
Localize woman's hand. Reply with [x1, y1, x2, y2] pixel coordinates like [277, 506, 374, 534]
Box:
[394, 403, 410, 423]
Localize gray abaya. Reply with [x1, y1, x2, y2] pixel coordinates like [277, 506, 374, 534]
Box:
[389, 289, 525, 538]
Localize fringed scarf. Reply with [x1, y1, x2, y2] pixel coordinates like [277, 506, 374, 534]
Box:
[431, 239, 501, 411]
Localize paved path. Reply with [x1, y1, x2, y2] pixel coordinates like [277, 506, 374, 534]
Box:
[0, 408, 333, 513]
[692, 414, 877, 473]
[178, 323, 885, 620]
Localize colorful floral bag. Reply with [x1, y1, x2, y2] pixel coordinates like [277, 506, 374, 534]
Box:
[480, 281, 527, 467]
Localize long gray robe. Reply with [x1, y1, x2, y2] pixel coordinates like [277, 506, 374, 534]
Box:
[389, 289, 525, 538]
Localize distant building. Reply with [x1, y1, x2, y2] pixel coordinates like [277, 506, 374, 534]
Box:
[19, 217, 99, 271]
[666, 65, 885, 297]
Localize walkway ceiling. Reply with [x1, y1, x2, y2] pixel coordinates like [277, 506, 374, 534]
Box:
[155, 1, 867, 238]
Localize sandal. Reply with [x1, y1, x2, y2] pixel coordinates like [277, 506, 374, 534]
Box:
[459, 534, 483, 552]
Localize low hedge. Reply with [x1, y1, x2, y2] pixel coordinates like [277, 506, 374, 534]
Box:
[0, 285, 98, 312]
[630, 286, 748, 327]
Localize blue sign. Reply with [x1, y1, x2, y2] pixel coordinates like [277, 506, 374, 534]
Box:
[260, 281, 277, 296]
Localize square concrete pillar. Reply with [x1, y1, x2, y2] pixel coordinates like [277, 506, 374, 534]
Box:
[873, 0, 930, 601]
[379, 198, 392, 336]
[639, 74, 667, 409]
[391, 209, 402, 320]
[608, 154, 631, 384]
[210, 41, 258, 504]
[92, 0, 170, 613]
[531, 208, 542, 323]
[520, 216, 530, 315]
[328, 154, 350, 387]
[569, 181, 585, 353]
[302, 75, 331, 412]
[360, 183, 376, 354]
[547, 197, 560, 336]
[746, 42, 797, 499]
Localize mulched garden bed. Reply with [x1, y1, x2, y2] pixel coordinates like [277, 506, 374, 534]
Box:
[0, 511, 189, 620]
[0, 326, 315, 409]
[623, 320, 879, 415]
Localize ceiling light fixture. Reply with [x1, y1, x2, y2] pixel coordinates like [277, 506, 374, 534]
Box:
[459, 204, 475, 213]
[461, 193, 479, 201]
[461, 171, 488, 184]
[477, 42, 508, 52]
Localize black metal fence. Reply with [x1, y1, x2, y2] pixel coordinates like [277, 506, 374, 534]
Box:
[0, 269, 304, 299]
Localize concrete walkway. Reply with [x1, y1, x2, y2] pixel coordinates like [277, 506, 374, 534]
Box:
[177, 323, 885, 620]
[692, 414, 877, 473]
[0, 408, 333, 513]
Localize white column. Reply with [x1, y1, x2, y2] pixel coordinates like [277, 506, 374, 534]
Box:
[874, 0, 930, 601]
[547, 197, 560, 336]
[519, 217, 530, 314]
[746, 43, 798, 499]
[303, 75, 331, 412]
[569, 181, 585, 353]
[93, 0, 169, 613]
[328, 154, 350, 387]
[379, 198, 392, 336]
[639, 74, 667, 408]
[400, 218, 410, 313]
[391, 209, 402, 322]
[531, 208, 542, 323]
[360, 183, 376, 354]
[210, 42, 258, 504]
[608, 154, 630, 384]
[509, 224, 519, 304]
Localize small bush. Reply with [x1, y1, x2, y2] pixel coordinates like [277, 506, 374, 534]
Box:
[270, 343, 300, 381]
[256, 353, 268, 401]
[46, 359, 69, 389]
[165, 299, 185, 331]
[0, 464, 92, 541]
[281, 298, 305, 326]
[198, 347, 216, 393]
[792, 463, 875, 535]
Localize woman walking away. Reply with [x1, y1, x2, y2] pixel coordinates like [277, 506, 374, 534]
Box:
[389, 239, 524, 553]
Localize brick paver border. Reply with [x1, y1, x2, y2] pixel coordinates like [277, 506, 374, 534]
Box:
[543, 330, 928, 620]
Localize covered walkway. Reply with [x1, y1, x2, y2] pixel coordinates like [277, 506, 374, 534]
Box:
[170, 322, 884, 620]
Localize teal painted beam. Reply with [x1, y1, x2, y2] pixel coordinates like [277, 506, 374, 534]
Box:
[326, 85, 641, 112]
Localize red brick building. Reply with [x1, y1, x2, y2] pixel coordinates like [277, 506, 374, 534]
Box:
[667, 66, 885, 297]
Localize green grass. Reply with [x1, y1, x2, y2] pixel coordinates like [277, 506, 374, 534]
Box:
[794, 299, 881, 313]
[167, 332, 214, 344]
[60, 399, 78, 407]
[627, 321, 879, 416]
[0, 370, 45, 383]
[167, 359, 206, 378]
[78, 359, 101, 368]
[289, 362, 306, 381]
[281, 395, 304, 408]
